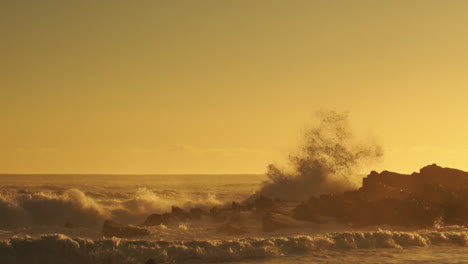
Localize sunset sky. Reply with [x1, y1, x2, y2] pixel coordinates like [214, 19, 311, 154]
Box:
[2, 1, 468, 174]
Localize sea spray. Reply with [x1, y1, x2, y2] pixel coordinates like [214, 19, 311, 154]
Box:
[0, 187, 225, 228]
[251, 111, 383, 201]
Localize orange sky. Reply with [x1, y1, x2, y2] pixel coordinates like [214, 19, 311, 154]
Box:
[2, 1, 468, 174]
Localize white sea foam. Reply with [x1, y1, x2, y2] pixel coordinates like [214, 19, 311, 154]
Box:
[0, 174, 263, 229]
[0, 187, 226, 228]
[0, 230, 467, 264]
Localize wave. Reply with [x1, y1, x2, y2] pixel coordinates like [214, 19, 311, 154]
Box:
[0, 230, 467, 264]
[0, 188, 225, 228]
[0, 189, 105, 228]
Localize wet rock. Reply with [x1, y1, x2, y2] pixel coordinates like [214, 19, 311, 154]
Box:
[144, 259, 156, 264]
[262, 213, 298, 232]
[231, 201, 245, 212]
[64, 222, 77, 228]
[253, 195, 275, 212]
[171, 206, 184, 215]
[216, 223, 248, 235]
[142, 213, 170, 226]
[172, 206, 190, 220]
[293, 164, 468, 228]
[210, 207, 227, 223]
[293, 201, 319, 222]
[189, 208, 205, 220]
[103, 220, 150, 238]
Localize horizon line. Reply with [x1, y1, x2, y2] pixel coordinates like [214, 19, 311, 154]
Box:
[0, 172, 265, 176]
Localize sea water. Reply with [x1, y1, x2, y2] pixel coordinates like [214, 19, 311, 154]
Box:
[0, 174, 467, 264]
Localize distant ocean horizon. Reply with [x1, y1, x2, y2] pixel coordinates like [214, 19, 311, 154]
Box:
[1, 173, 468, 264]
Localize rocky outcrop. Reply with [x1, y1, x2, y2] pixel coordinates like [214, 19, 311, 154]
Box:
[142, 207, 208, 227]
[209, 207, 228, 223]
[216, 223, 248, 235]
[294, 164, 468, 227]
[362, 164, 468, 195]
[171, 206, 190, 220]
[103, 220, 150, 238]
[262, 213, 300, 232]
[144, 259, 155, 264]
[189, 208, 205, 219]
[253, 195, 275, 212]
[142, 213, 171, 226]
[136, 164, 468, 233]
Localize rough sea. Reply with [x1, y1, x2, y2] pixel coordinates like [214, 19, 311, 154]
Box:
[0, 174, 467, 264]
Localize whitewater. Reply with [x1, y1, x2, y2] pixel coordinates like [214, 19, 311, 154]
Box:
[0, 174, 468, 264]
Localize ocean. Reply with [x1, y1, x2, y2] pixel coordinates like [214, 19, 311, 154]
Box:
[0, 174, 467, 264]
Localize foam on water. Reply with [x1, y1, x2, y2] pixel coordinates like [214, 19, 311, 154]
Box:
[0, 174, 264, 228]
[1, 230, 467, 264]
[1, 173, 467, 263]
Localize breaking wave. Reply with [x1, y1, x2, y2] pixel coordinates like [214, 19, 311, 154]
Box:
[0, 188, 224, 228]
[252, 111, 383, 201]
[1, 230, 467, 264]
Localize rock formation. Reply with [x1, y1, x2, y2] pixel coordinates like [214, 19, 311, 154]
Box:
[293, 164, 468, 227]
[140, 164, 468, 233]
[103, 220, 150, 238]
[142, 213, 171, 226]
[262, 212, 300, 232]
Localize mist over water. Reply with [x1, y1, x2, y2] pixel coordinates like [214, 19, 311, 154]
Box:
[0, 174, 263, 229]
[252, 111, 383, 201]
[2, 113, 468, 264]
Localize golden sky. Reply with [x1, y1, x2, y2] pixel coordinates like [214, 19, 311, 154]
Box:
[2, 1, 468, 174]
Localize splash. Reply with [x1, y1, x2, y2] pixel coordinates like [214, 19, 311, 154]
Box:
[0, 189, 106, 228]
[253, 111, 383, 201]
[0, 187, 224, 228]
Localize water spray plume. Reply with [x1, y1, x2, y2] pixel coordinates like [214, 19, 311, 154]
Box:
[253, 111, 383, 201]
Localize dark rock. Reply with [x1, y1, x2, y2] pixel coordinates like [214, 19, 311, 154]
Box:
[171, 206, 184, 215]
[216, 223, 248, 235]
[232, 201, 241, 211]
[262, 213, 298, 232]
[294, 164, 468, 228]
[189, 208, 205, 220]
[362, 164, 468, 195]
[145, 259, 156, 264]
[103, 220, 150, 238]
[210, 207, 218, 214]
[64, 222, 77, 228]
[142, 213, 170, 226]
[172, 206, 190, 220]
[254, 195, 275, 212]
[210, 207, 227, 222]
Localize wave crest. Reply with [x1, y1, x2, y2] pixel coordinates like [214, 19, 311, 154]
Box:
[0, 187, 224, 228]
[1, 230, 467, 263]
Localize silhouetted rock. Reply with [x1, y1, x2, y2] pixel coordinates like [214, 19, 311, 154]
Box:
[231, 201, 241, 211]
[210, 207, 227, 222]
[172, 206, 190, 220]
[189, 208, 205, 220]
[216, 223, 248, 235]
[64, 222, 77, 228]
[209, 207, 218, 215]
[142, 213, 170, 226]
[294, 164, 468, 228]
[103, 220, 150, 238]
[145, 259, 156, 264]
[253, 195, 275, 212]
[262, 213, 299, 232]
[362, 164, 468, 195]
[171, 206, 184, 215]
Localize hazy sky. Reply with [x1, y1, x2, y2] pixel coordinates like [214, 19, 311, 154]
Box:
[2, 1, 468, 174]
